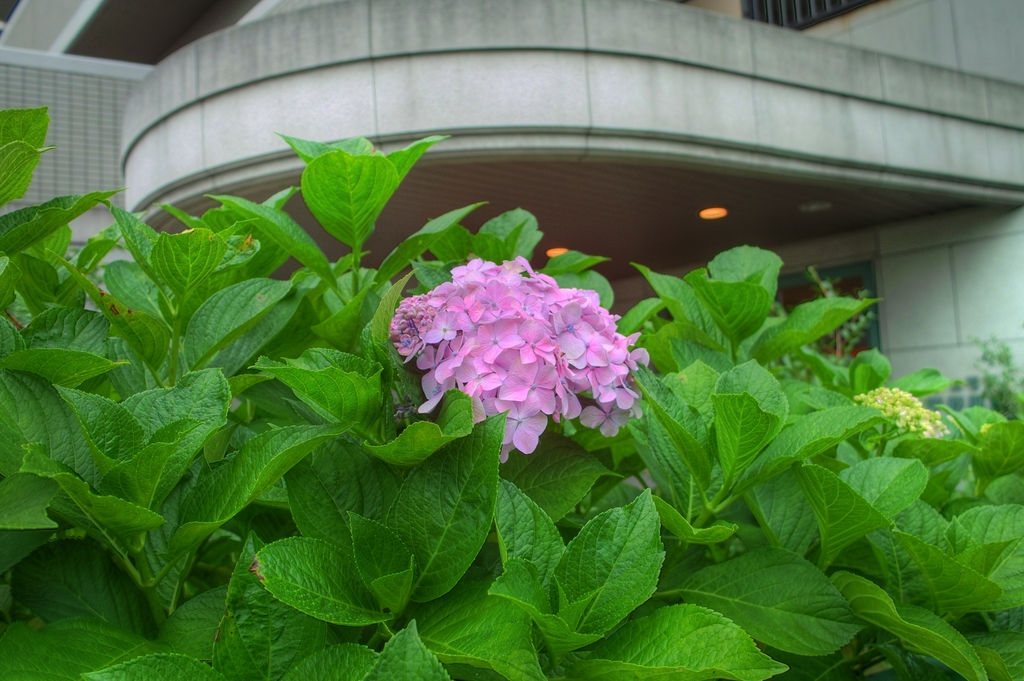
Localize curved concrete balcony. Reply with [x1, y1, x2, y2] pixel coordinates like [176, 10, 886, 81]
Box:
[121, 0, 1024, 277]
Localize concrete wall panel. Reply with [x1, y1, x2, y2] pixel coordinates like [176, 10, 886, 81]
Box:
[877, 247, 959, 351]
[372, 51, 590, 135]
[752, 80, 887, 165]
[586, 54, 757, 145]
[952, 231, 1024, 341]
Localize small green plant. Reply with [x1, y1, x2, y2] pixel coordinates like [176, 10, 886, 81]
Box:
[1, 107, 1023, 681]
[975, 334, 1024, 420]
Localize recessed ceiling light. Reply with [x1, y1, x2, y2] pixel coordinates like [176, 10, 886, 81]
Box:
[799, 200, 833, 213]
[698, 207, 728, 220]
[546, 247, 569, 257]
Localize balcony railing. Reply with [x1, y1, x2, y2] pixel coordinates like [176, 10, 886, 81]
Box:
[741, 0, 880, 30]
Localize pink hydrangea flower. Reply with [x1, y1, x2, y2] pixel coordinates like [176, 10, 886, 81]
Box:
[390, 257, 647, 455]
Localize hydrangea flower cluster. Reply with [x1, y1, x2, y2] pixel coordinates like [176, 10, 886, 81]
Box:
[855, 386, 949, 439]
[390, 257, 648, 454]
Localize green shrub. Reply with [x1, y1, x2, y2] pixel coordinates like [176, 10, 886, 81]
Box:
[0, 107, 1022, 680]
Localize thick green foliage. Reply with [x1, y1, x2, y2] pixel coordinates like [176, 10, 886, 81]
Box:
[0, 108, 1018, 681]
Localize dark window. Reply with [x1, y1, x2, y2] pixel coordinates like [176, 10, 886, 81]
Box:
[777, 260, 880, 355]
[741, 0, 880, 30]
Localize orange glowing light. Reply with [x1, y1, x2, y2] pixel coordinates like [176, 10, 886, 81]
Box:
[698, 207, 728, 220]
[546, 247, 570, 257]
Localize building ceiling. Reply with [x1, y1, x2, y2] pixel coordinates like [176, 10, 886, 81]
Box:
[171, 157, 976, 282]
[66, 0, 261, 64]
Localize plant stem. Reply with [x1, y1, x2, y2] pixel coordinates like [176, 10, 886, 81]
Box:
[351, 248, 362, 297]
[694, 486, 732, 529]
[168, 310, 182, 386]
[366, 622, 391, 649]
[135, 554, 167, 627]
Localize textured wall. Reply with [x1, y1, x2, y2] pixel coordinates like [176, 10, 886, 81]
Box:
[0, 51, 148, 240]
[809, 0, 1024, 86]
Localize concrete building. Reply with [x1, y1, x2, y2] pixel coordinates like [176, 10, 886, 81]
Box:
[3, 0, 1024, 402]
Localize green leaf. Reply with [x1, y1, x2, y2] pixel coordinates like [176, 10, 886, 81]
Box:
[365, 390, 474, 466]
[0, 140, 42, 207]
[20, 446, 165, 538]
[0, 618, 167, 681]
[554, 489, 664, 635]
[103, 260, 164, 321]
[684, 268, 771, 345]
[0, 472, 57, 529]
[22, 307, 109, 354]
[121, 370, 231, 504]
[184, 278, 292, 370]
[386, 135, 448, 181]
[632, 264, 728, 348]
[831, 570, 987, 681]
[376, 203, 484, 285]
[500, 432, 611, 521]
[301, 149, 399, 249]
[100, 420, 202, 509]
[83, 653, 229, 681]
[761, 649, 856, 681]
[541, 250, 610, 276]
[0, 191, 118, 255]
[169, 424, 343, 555]
[0, 370, 95, 481]
[618, 297, 665, 335]
[0, 348, 124, 387]
[285, 439, 402, 548]
[59, 257, 169, 373]
[150, 228, 228, 299]
[976, 421, 1024, 483]
[253, 348, 382, 428]
[372, 272, 414, 343]
[895, 531, 1002, 614]
[948, 505, 1024, 609]
[795, 463, 891, 569]
[893, 437, 978, 466]
[495, 478, 564, 585]
[279, 645, 379, 681]
[364, 621, 452, 681]
[967, 631, 1024, 681]
[708, 245, 784, 299]
[750, 297, 876, 365]
[739, 406, 885, 490]
[210, 195, 335, 286]
[388, 414, 502, 602]
[681, 546, 861, 655]
[12, 539, 155, 636]
[111, 207, 160, 280]
[668, 360, 719, 425]
[749, 468, 818, 556]
[489, 557, 603, 657]
[280, 133, 374, 162]
[568, 603, 788, 681]
[158, 585, 227, 660]
[839, 457, 928, 520]
[635, 367, 711, 489]
[890, 368, 957, 397]
[477, 208, 543, 261]
[311, 286, 372, 352]
[349, 512, 415, 614]
[255, 535, 387, 626]
[0, 107, 49, 147]
[848, 348, 891, 395]
[712, 392, 780, 486]
[554, 270, 614, 309]
[411, 576, 546, 681]
[214, 533, 326, 681]
[0, 254, 21, 310]
[653, 495, 737, 545]
[633, 418, 698, 519]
